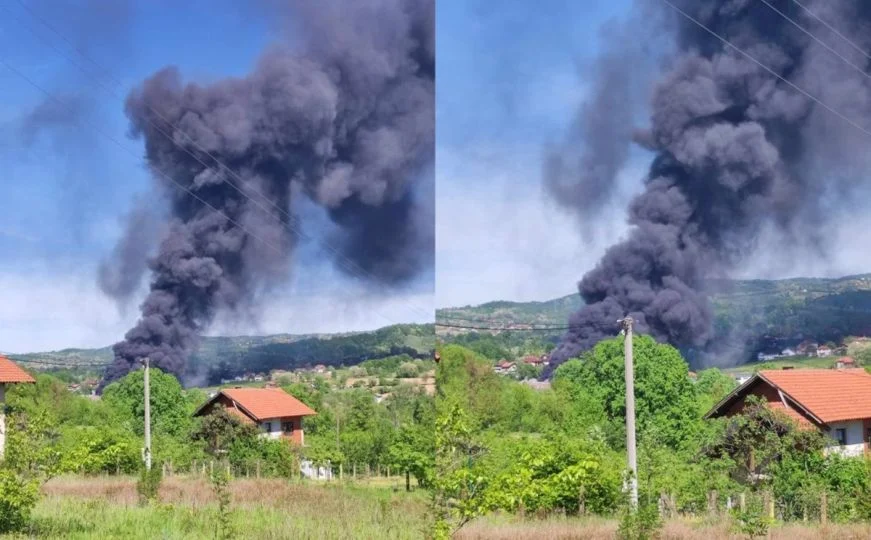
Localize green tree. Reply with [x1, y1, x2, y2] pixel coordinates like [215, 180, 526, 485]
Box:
[101, 368, 192, 437]
[554, 335, 699, 449]
[191, 405, 257, 457]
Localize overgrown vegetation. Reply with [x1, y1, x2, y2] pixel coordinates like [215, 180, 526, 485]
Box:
[432, 338, 871, 536]
[0, 357, 434, 534]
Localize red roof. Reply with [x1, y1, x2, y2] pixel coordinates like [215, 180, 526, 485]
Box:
[758, 369, 871, 423]
[0, 356, 35, 384]
[216, 388, 316, 421]
[836, 356, 855, 364]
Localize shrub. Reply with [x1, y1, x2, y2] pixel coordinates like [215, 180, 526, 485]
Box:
[616, 503, 662, 540]
[136, 464, 163, 505]
[0, 470, 40, 533]
[210, 466, 234, 540]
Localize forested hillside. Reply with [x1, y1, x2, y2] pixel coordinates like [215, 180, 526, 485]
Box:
[8, 324, 435, 386]
[436, 274, 871, 367]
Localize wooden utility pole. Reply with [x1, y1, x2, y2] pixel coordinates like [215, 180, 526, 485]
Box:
[143, 357, 152, 471]
[622, 317, 638, 510]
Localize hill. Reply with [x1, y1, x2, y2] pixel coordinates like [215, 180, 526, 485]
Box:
[436, 273, 871, 366]
[8, 323, 435, 386]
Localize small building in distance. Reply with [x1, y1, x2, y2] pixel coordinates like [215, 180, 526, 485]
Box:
[494, 360, 516, 375]
[0, 355, 36, 458]
[194, 387, 316, 445]
[817, 345, 833, 358]
[835, 356, 856, 369]
[706, 368, 871, 458]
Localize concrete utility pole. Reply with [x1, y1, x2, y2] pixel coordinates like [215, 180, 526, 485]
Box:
[621, 316, 638, 510]
[143, 357, 152, 471]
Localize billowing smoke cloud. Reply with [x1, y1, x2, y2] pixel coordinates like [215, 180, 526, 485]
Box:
[101, 0, 434, 387]
[97, 196, 161, 306]
[548, 0, 871, 374]
[543, 20, 639, 234]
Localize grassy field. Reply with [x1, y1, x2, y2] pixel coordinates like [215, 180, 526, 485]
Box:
[721, 356, 842, 374]
[456, 514, 871, 539]
[2, 476, 429, 539]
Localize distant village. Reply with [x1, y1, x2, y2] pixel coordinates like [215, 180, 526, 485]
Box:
[492, 353, 550, 375]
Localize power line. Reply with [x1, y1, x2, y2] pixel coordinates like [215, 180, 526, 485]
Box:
[758, 0, 871, 86]
[659, 0, 871, 140]
[6, 1, 434, 323]
[12, 358, 110, 368]
[789, 0, 871, 62]
[435, 321, 571, 332]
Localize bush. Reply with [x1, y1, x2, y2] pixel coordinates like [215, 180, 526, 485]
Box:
[210, 466, 233, 540]
[136, 464, 163, 505]
[616, 503, 662, 540]
[0, 470, 40, 533]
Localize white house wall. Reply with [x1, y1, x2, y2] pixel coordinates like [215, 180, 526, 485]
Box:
[259, 419, 283, 440]
[825, 420, 866, 458]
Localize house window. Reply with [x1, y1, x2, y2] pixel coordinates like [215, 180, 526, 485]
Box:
[866, 427, 871, 444]
[263, 422, 272, 432]
[283, 422, 294, 433]
[835, 428, 847, 446]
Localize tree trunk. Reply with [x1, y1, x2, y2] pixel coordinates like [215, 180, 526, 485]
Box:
[405, 470, 410, 492]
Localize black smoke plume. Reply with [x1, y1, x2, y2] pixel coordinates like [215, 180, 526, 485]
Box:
[548, 0, 871, 375]
[101, 0, 434, 388]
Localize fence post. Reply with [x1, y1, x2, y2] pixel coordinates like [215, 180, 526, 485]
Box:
[257, 460, 261, 479]
[339, 463, 343, 481]
[708, 490, 718, 516]
[353, 463, 357, 479]
[768, 492, 775, 519]
[821, 491, 827, 525]
[740, 492, 746, 512]
[210, 460, 214, 477]
[578, 485, 586, 516]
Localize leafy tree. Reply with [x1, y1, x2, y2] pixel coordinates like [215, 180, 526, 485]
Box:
[101, 368, 192, 437]
[693, 368, 736, 415]
[704, 396, 827, 486]
[554, 335, 700, 449]
[191, 405, 257, 457]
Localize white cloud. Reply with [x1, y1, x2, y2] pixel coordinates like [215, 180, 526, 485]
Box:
[0, 263, 433, 354]
[435, 143, 642, 308]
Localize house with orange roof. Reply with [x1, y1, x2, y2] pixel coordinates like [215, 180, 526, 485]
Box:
[706, 368, 871, 457]
[0, 355, 36, 458]
[194, 387, 316, 445]
[835, 356, 856, 369]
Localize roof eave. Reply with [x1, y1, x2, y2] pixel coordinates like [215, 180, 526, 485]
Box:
[704, 374, 761, 419]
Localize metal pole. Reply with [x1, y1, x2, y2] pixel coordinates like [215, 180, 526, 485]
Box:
[622, 317, 638, 509]
[144, 357, 152, 471]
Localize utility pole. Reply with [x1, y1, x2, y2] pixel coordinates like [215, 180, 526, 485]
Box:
[621, 317, 638, 510]
[143, 357, 152, 471]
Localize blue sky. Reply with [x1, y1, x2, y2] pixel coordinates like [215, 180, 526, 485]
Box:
[435, 0, 871, 309]
[0, 0, 432, 353]
[436, 0, 639, 307]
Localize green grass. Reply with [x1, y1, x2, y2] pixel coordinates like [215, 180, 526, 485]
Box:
[722, 356, 839, 374]
[2, 476, 429, 539]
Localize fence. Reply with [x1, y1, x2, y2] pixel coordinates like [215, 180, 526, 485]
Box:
[655, 489, 842, 525]
[150, 459, 406, 484]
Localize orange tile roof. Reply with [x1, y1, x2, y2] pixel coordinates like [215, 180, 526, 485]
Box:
[220, 388, 316, 421]
[0, 356, 36, 383]
[759, 369, 871, 424]
[766, 400, 815, 429]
